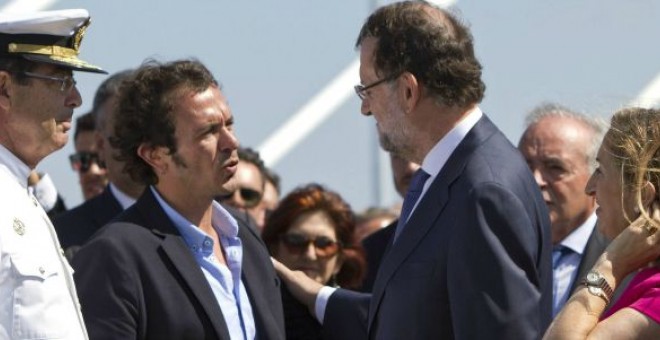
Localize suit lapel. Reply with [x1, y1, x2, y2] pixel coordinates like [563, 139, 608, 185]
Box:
[367, 116, 499, 330]
[134, 190, 231, 339]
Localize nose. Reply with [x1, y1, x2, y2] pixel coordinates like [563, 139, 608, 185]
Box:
[360, 98, 372, 116]
[66, 85, 83, 108]
[584, 171, 596, 195]
[303, 242, 317, 260]
[531, 168, 547, 187]
[219, 128, 239, 152]
[86, 162, 106, 176]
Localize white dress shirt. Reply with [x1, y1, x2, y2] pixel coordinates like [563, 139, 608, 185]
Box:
[552, 212, 597, 316]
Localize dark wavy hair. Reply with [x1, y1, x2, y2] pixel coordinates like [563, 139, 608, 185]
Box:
[110, 59, 218, 185]
[262, 184, 366, 289]
[356, 0, 485, 107]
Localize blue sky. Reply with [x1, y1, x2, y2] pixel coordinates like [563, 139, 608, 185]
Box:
[4, 0, 658, 212]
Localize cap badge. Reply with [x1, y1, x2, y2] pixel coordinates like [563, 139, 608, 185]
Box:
[72, 18, 90, 52]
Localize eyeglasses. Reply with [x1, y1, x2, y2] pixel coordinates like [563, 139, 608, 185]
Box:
[21, 71, 77, 92]
[354, 73, 400, 100]
[69, 152, 106, 173]
[280, 233, 341, 258]
[238, 187, 263, 209]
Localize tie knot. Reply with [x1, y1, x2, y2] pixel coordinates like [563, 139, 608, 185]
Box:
[409, 169, 430, 193]
[552, 245, 573, 268]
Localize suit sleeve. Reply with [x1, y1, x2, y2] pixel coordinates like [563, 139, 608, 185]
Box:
[322, 289, 370, 340]
[448, 182, 546, 339]
[72, 235, 142, 339]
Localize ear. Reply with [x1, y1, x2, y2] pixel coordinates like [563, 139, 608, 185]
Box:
[0, 71, 14, 113]
[398, 72, 420, 115]
[641, 181, 657, 208]
[137, 143, 169, 177]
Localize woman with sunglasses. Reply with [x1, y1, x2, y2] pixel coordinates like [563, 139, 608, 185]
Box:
[544, 107, 660, 339]
[262, 183, 366, 340]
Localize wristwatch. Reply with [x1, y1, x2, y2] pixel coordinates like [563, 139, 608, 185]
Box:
[581, 270, 614, 304]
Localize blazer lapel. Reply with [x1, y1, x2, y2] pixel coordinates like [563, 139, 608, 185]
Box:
[134, 190, 231, 340]
[367, 115, 499, 330]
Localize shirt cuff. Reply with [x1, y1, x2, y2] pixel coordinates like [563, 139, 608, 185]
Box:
[315, 286, 337, 324]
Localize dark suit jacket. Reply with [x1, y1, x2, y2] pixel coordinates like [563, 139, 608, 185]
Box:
[570, 226, 609, 293]
[46, 194, 67, 220]
[323, 115, 553, 339]
[71, 189, 285, 340]
[53, 186, 123, 251]
[359, 221, 396, 292]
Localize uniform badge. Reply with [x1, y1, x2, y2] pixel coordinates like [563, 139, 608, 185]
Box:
[13, 218, 25, 235]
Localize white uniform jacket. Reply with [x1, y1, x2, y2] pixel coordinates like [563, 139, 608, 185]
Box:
[0, 145, 87, 340]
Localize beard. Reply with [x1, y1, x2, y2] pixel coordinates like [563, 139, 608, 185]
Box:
[377, 119, 411, 158]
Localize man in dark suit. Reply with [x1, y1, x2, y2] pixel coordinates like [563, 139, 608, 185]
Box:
[275, 2, 552, 339]
[518, 103, 609, 316]
[72, 59, 285, 339]
[54, 70, 145, 257]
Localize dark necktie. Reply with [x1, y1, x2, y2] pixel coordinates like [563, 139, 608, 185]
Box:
[552, 245, 570, 268]
[393, 169, 430, 242]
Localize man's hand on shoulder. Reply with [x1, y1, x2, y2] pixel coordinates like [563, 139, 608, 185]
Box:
[271, 257, 323, 315]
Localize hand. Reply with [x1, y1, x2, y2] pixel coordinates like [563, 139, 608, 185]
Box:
[597, 202, 660, 283]
[271, 257, 324, 314]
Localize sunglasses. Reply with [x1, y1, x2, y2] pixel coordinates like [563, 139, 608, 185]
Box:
[69, 152, 106, 173]
[280, 233, 341, 258]
[238, 187, 263, 209]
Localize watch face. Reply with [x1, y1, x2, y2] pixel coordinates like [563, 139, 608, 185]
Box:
[587, 271, 599, 282]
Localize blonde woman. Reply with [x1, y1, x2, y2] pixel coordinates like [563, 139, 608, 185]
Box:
[544, 107, 660, 339]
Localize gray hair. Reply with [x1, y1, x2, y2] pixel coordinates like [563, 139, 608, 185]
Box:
[524, 102, 607, 173]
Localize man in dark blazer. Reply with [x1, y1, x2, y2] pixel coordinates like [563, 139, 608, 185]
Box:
[518, 104, 610, 315]
[275, 2, 552, 339]
[54, 70, 145, 257]
[72, 59, 285, 339]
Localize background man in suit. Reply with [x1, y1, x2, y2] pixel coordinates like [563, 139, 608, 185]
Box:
[219, 147, 269, 230]
[275, 1, 552, 339]
[0, 9, 105, 339]
[54, 70, 146, 257]
[518, 103, 608, 316]
[70, 111, 108, 201]
[72, 59, 285, 339]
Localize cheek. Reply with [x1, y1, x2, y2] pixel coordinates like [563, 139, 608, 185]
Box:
[273, 243, 297, 267]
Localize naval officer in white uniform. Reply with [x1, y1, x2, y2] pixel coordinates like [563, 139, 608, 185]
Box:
[0, 9, 106, 339]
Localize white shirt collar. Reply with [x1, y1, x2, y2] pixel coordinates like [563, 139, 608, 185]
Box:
[0, 143, 31, 190]
[559, 212, 597, 255]
[109, 182, 137, 210]
[421, 106, 483, 183]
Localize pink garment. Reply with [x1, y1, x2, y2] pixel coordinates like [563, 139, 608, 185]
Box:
[601, 266, 660, 324]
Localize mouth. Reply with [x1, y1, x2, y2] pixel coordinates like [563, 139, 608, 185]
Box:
[59, 119, 72, 133]
[223, 158, 239, 173]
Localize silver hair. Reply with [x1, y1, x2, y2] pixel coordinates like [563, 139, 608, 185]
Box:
[524, 102, 607, 173]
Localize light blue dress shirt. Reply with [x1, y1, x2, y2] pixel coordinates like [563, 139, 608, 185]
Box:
[552, 212, 597, 316]
[151, 187, 256, 340]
